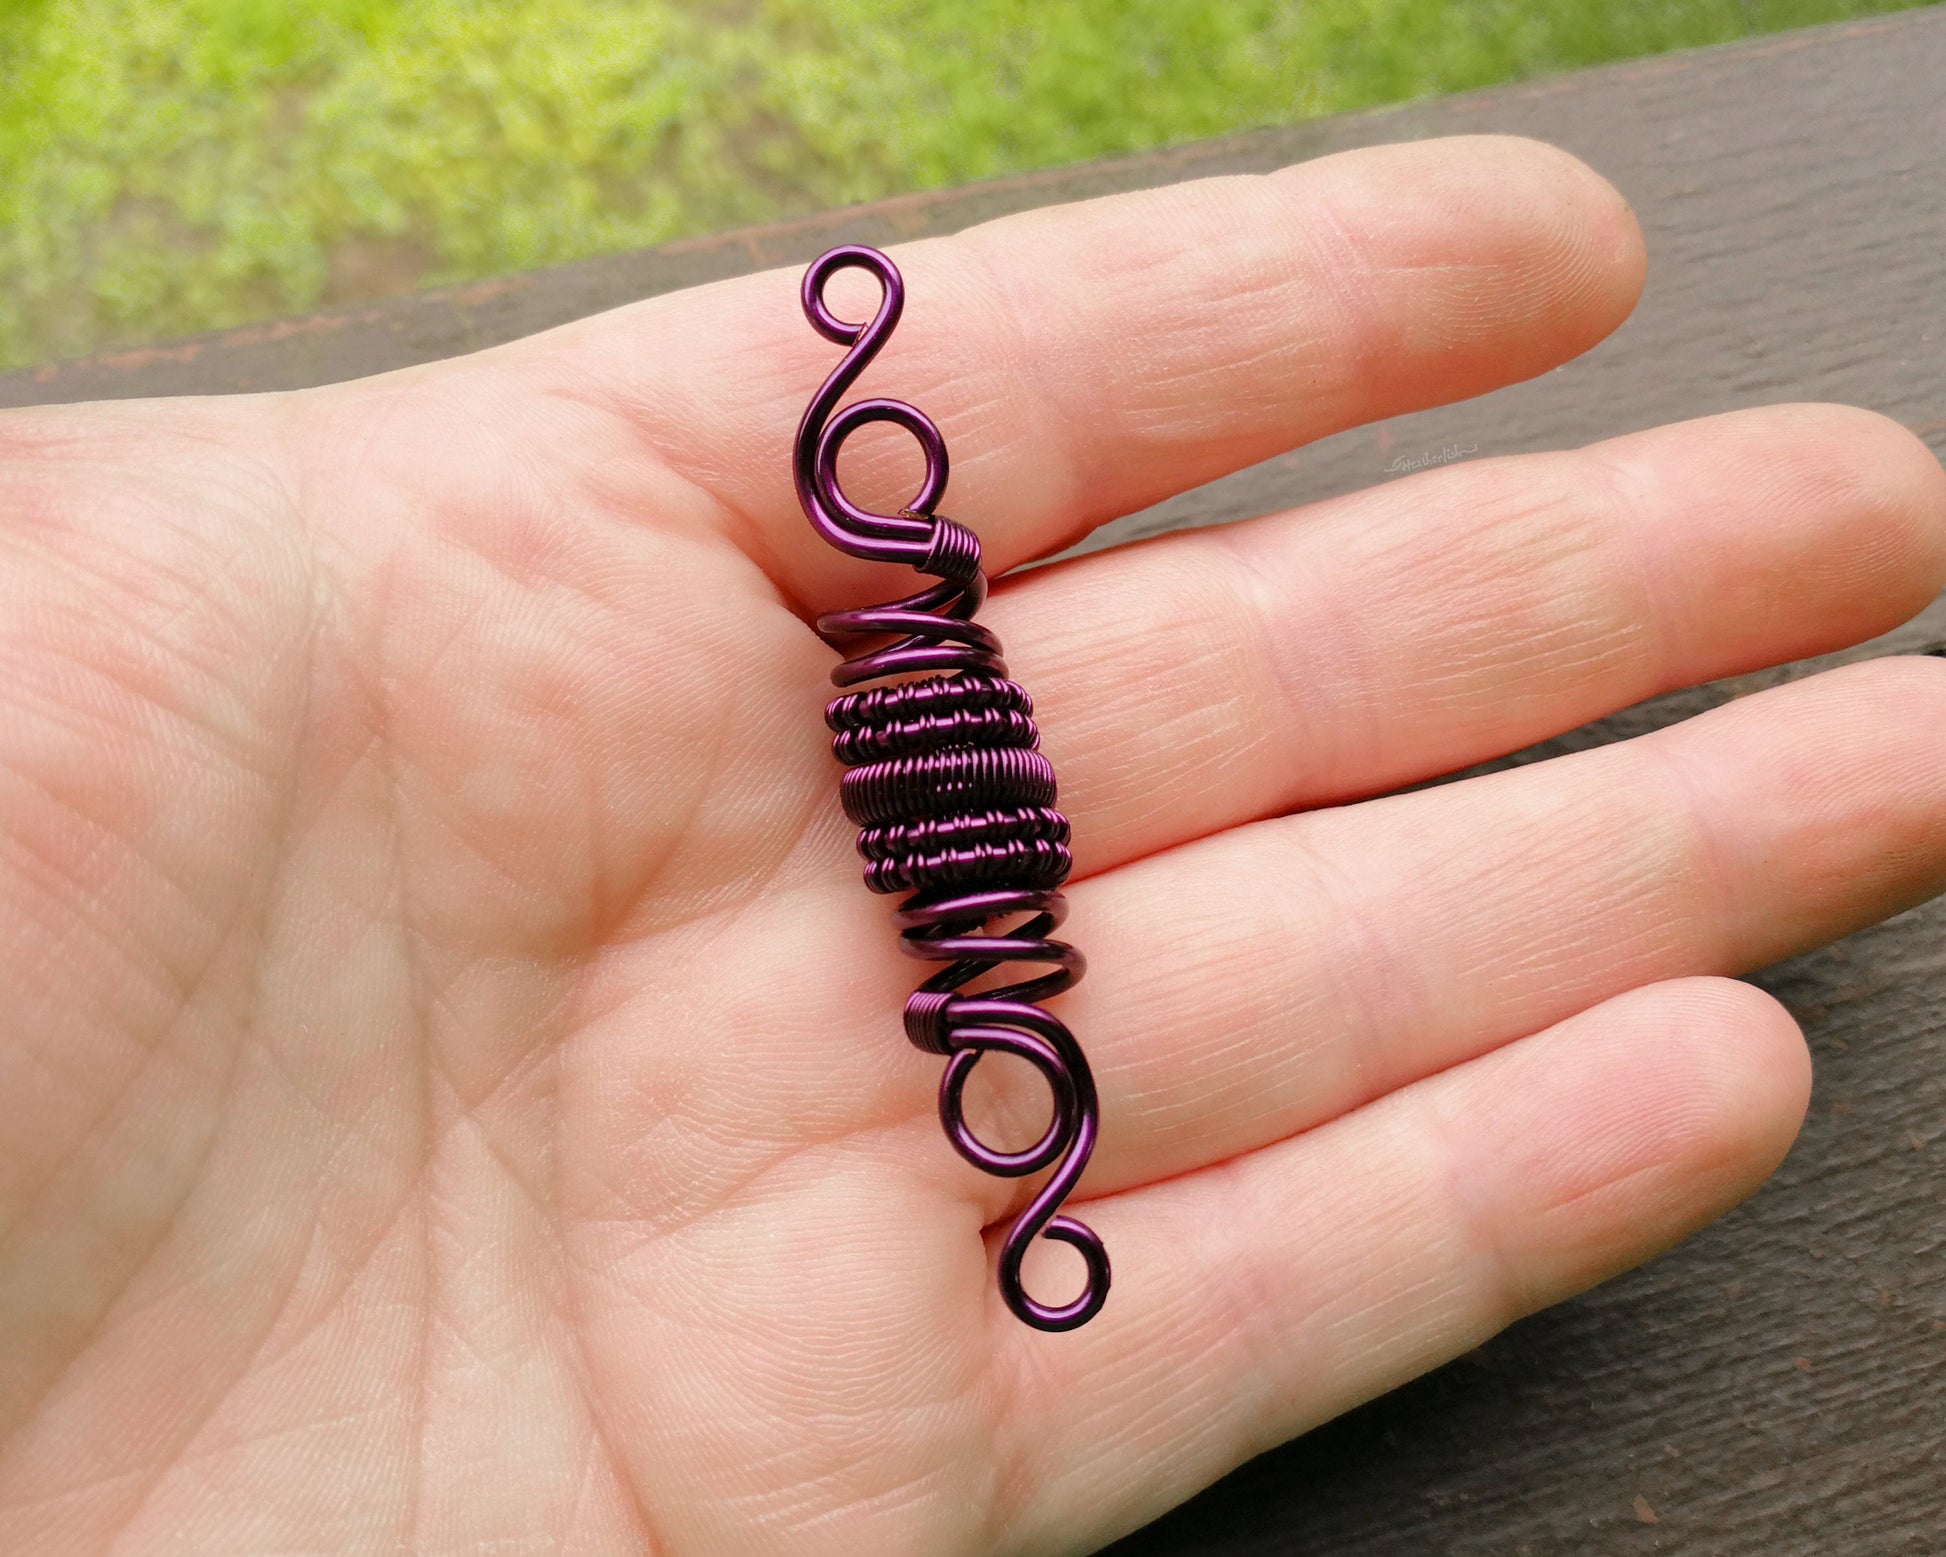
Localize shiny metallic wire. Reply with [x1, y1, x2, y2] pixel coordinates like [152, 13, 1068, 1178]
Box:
[794, 244, 1110, 1331]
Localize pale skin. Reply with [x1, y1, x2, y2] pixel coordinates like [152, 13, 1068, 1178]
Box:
[1, 134, 1944, 1557]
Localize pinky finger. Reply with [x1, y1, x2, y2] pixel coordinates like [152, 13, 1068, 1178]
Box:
[992, 976, 1811, 1553]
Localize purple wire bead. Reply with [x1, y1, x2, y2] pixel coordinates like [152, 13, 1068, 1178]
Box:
[794, 244, 1109, 1332]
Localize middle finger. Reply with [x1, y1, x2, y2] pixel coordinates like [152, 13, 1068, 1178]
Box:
[990, 401, 1946, 875]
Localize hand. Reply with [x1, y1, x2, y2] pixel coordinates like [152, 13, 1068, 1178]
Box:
[2, 134, 1943, 1557]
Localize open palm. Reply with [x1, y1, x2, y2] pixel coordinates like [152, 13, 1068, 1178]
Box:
[4, 136, 1945, 1556]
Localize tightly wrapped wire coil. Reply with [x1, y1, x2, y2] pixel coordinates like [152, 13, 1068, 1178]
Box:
[793, 243, 1109, 1332]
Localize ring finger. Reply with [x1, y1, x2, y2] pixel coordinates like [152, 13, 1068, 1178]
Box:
[951, 653, 1946, 1209]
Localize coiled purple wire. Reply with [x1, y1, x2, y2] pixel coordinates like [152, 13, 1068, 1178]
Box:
[794, 244, 1109, 1332]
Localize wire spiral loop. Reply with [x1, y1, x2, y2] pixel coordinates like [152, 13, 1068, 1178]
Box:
[795, 244, 1109, 1331]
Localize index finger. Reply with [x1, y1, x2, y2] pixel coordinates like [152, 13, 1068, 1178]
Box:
[489, 134, 1645, 602]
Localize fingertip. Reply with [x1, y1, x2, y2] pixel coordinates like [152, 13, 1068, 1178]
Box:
[1468, 132, 1646, 326]
[1816, 405, 1946, 604]
[1478, 975, 1810, 1310]
[1284, 133, 1646, 414]
[1653, 975, 1811, 1189]
[1721, 403, 1946, 619]
[1583, 974, 1811, 1207]
[1487, 133, 1646, 357]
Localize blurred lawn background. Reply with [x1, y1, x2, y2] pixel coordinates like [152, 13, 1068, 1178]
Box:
[0, 0, 1931, 370]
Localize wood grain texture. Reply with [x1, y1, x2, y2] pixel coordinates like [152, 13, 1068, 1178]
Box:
[4, 10, 1944, 1552]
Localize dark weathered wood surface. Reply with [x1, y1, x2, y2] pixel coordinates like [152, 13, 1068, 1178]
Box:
[6, 9, 1945, 1553]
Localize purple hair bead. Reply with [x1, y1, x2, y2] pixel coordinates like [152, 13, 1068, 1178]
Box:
[794, 245, 1109, 1331]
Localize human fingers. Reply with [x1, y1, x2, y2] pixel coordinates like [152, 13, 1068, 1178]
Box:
[966, 655, 1946, 1208]
[483, 134, 1641, 603]
[990, 975, 1808, 1553]
[985, 402, 1946, 873]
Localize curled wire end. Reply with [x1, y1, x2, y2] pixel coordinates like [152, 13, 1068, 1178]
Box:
[795, 243, 1109, 1332]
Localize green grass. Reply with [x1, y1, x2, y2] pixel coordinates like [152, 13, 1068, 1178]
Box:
[0, 0, 1932, 369]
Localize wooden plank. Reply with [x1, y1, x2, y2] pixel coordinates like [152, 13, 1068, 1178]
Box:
[5, 10, 1945, 1551]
